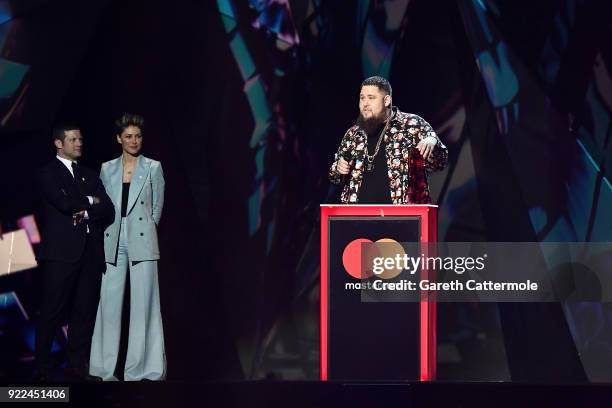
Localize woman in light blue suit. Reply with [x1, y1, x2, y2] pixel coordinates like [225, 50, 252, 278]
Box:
[90, 114, 166, 381]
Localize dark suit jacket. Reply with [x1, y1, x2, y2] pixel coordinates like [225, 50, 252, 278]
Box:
[35, 158, 115, 266]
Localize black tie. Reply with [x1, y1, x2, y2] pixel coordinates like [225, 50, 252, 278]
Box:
[71, 162, 85, 194]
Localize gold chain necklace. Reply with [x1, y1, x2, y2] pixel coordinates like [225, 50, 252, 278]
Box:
[365, 116, 391, 172]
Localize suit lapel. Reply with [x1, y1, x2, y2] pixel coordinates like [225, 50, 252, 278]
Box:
[389, 130, 405, 204]
[126, 156, 149, 215]
[54, 158, 79, 191]
[108, 158, 123, 208]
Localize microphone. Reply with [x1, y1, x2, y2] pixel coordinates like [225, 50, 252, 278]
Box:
[339, 150, 353, 162]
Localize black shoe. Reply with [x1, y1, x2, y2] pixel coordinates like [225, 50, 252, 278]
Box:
[84, 374, 103, 382]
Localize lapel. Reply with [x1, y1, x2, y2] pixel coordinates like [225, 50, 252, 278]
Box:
[353, 130, 367, 184]
[107, 157, 123, 209]
[353, 129, 367, 161]
[388, 110, 406, 203]
[53, 158, 79, 190]
[126, 156, 149, 215]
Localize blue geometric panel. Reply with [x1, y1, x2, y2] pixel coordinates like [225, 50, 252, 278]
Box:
[0, 58, 29, 99]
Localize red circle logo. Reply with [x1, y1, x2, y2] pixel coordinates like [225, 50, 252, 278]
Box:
[342, 238, 374, 279]
[342, 238, 405, 279]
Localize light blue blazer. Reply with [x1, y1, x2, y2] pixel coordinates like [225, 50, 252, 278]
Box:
[100, 155, 164, 263]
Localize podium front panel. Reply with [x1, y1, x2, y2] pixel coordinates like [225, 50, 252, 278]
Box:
[325, 214, 421, 381]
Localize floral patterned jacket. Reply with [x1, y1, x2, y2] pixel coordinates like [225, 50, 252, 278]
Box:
[329, 107, 448, 204]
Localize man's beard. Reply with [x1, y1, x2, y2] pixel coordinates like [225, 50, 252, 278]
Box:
[357, 110, 387, 134]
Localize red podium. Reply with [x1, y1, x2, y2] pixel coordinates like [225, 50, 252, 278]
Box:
[320, 204, 438, 381]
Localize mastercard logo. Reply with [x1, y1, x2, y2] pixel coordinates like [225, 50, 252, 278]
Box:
[342, 238, 406, 279]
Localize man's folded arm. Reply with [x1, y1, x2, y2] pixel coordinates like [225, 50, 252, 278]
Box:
[36, 168, 91, 215]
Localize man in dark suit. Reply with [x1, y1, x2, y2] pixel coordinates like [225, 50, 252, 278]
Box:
[34, 123, 114, 381]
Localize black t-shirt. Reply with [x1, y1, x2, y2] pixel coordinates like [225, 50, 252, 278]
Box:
[121, 182, 130, 217]
[358, 125, 391, 204]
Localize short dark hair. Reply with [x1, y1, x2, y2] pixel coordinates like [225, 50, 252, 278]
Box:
[361, 76, 392, 96]
[52, 122, 80, 143]
[115, 113, 144, 135]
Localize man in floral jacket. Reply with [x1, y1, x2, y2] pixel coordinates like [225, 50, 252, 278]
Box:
[329, 76, 448, 204]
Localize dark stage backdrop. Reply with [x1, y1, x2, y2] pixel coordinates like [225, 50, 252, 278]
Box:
[0, 0, 611, 382]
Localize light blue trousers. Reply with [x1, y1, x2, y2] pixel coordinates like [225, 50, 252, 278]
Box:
[90, 219, 166, 381]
